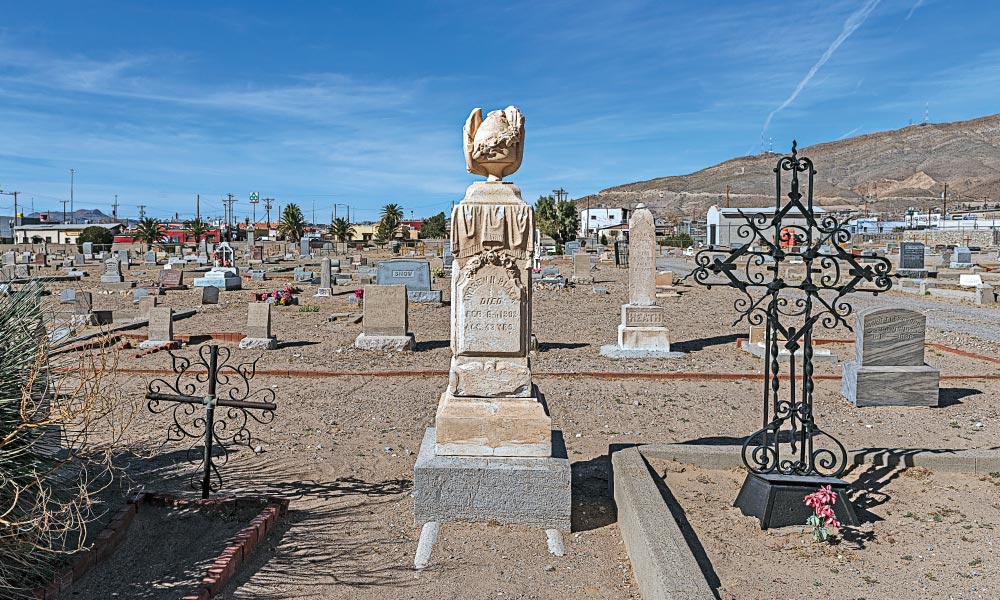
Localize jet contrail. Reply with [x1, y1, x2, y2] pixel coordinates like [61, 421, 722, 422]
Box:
[759, 0, 881, 142]
[905, 0, 924, 20]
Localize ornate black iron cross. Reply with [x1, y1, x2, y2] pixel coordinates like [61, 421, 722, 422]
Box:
[146, 345, 276, 498]
[692, 142, 892, 482]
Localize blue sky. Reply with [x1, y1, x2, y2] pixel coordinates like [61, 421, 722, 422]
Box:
[0, 0, 997, 224]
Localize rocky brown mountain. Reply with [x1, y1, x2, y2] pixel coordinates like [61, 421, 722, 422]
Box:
[576, 113, 1000, 219]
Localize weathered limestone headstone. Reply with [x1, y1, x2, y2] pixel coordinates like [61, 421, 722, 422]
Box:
[82, 242, 93, 259]
[140, 307, 174, 349]
[59, 289, 76, 304]
[600, 204, 676, 358]
[2, 252, 13, 266]
[655, 270, 679, 297]
[571, 252, 592, 283]
[118, 250, 130, 268]
[73, 254, 85, 266]
[842, 308, 939, 407]
[101, 258, 124, 283]
[144, 250, 157, 265]
[201, 285, 220, 305]
[354, 284, 414, 350]
[413, 107, 570, 566]
[239, 302, 277, 349]
[315, 258, 332, 297]
[376, 259, 441, 303]
[299, 238, 310, 258]
[137, 295, 158, 321]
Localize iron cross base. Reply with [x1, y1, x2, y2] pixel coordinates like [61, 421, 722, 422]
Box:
[733, 472, 859, 530]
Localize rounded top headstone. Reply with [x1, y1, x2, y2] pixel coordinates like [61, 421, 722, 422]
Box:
[636, 203, 647, 209]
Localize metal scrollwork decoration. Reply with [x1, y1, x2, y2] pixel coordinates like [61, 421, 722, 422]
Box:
[692, 141, 892, 478]
[146, 344, 277, 498]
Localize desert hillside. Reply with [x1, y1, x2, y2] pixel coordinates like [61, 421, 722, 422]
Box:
[575, 113, 1000, 219]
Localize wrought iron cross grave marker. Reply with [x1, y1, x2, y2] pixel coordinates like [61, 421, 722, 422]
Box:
[691, 142, 892, 528]
[146, 344, 277, 498]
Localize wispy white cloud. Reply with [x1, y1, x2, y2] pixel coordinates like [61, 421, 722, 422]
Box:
[905, 0, 925, 20]
[759, 0, 881, 139]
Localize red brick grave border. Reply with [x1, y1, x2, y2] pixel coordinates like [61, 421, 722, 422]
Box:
[32, 492, 290, 600]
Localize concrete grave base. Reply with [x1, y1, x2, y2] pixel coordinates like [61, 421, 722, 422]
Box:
[354, 332, 415, 351]
[434, 391, 552, 457]
[740, 341, 838, 362]
[407, 290, 442, 303]
[100, 275, 125, 284]
[842, 361, 940, 407]
[102, 281, 136, 290]
[413, 427, 571, 531]
[193, 276, 242, 290]
[314, 288, 331, 297]
[896, 268, 928, 279]
[599, 345, 685, 359]
[238, 337, 278, 350]
[139, 340, 175, 350]
[617, 321, 671, 351]
[950, 262, 974, 269]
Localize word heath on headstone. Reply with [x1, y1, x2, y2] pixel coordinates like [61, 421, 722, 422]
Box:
[600, 204, 676, 358]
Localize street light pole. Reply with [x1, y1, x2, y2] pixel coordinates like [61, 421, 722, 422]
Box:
[69, 169, 76, 223]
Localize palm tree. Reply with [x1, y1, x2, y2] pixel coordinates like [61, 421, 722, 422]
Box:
[133, 217, 162, 251]
[328, 217, 356, 243]
[186, 217, 209, 251]
[278, 203, 307, 242]
[378, 203, 404, 241]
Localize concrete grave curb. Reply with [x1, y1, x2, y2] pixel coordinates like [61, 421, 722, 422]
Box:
[611, 442, 1000, 600]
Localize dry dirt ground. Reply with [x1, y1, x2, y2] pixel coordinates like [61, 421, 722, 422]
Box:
[34, 252, 1000, 599]
[649, 459, 1000, 600]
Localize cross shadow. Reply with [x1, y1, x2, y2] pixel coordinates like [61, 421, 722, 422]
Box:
[670, 334, 742, 354]
[938, 387, 981, 408]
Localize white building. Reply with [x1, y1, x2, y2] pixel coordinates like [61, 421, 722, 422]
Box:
[580, 206, 627, 238]
[706, 205, 826, 247]
[13, 222, 122, 245]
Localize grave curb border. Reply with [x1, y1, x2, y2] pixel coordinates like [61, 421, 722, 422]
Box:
[30, 492, 290, 600]
[611, 442, 1000, 600]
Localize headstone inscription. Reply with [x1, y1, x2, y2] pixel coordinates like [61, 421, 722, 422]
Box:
[375, 259, 441, 303]
[354, 284, 414, 350]
[571, 252, 592, 283]
[144, 251, 157, 265]
[898, 242, 927, 278]
[842, 308, 939, 407]
[239, 302, 277, 349]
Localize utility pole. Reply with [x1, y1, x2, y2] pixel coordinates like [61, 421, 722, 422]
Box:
[68, 168, 76, 224]
[225, 194, 236, 243]
[263, 198, 273, 236]
[60, 200, 69, 223]
[942, 183, 948, 221]
[196, 194, 200, 221]
[725, 184, 731, 209]
[112, 194, 120, 222]
[0, 190, 19, 228]
[138, 204, 146, 220]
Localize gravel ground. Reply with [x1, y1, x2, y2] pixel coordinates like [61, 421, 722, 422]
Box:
[37, 252, 1000, 599]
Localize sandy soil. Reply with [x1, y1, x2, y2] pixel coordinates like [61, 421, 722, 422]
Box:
[69, 503, 261, 600]
[648, 458, 1000, 600]
[36, 251, 1000, 599]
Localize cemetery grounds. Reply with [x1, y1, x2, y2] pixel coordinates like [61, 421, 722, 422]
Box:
[40, 252, 1000, 599]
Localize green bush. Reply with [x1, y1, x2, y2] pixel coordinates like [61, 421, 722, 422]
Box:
[77, 226, 114, 251]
